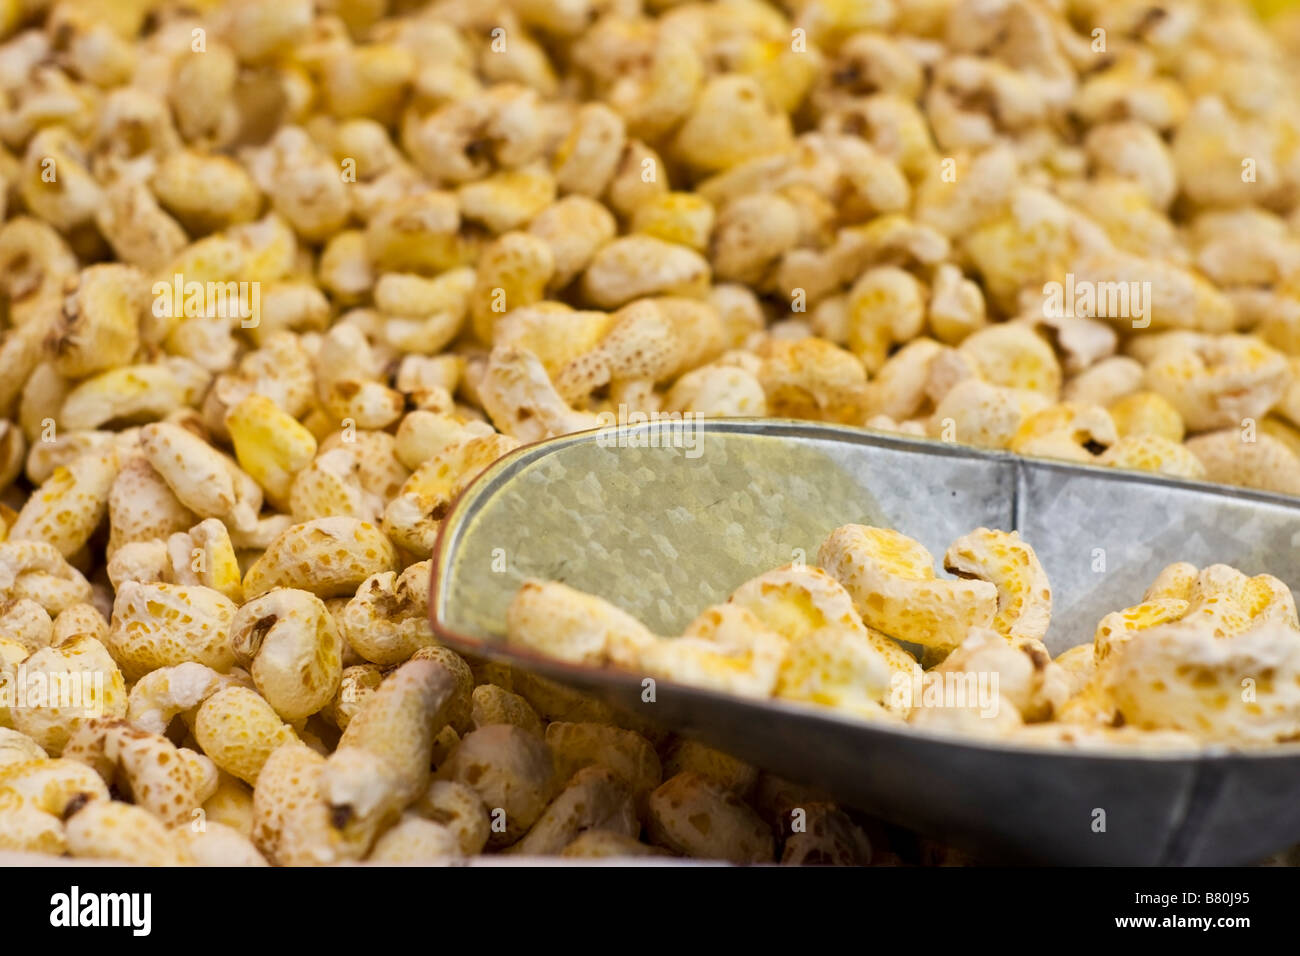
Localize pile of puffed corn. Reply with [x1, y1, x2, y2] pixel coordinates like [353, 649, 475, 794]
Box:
[2, 0, 1300, 865]
[510, 526, 1300, 749]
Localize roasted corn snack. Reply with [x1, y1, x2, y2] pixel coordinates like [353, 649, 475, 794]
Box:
[1, 0, 1300, 871]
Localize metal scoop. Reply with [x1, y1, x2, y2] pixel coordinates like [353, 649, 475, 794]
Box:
[429, 419, 1300, 864]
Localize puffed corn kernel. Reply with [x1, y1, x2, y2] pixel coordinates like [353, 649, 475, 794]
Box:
[165, 518, 243, 602]
[1009, 403, 1118, 463]
[818, 525, 997, 651]
[630, 192, 715, 254]
[544, 721, 662, 801]
[1101, 619, 1300, 744]
[8, 636, 127, 755]
[50, 604, 107, 647]
[846, 266, 926, 374]
[231, 589, 342, 722]
[125, 661, 236, 736]
[105, 540, 168, 590]
[665, 363, 768, 418]
[410, 778, 490, 855]
[1098, 434, 1208, 480]
[319, 658, 458, 855]
[382, 432, 519, 554]
[458, 164, 556, 235]
[726, 564, 911, 713]
[506, 579, 656, 668]
[637, 604, 787, 700]
[194, 686, 298, 786]
[62, 718, 209, 828]
[368, 812, 462, 862]
[242, 516, 399, 600]
[48, 264, 144, 379]
[0, 540, 93, 616]
[1108, 391, 1185, 443]
[469, 230, 554, 343]
[1185, 430, 1300, 497]
[226, 395, 318, 510]
[243, 127, 350, 241]
[1139, 333, 1290, 433]
[200, 769, 255, 836]
[959, 324, 1062, 398]
[179, 820, 270, 866]
[0, 216, 79, 330]
[108, 582, 238, 681]
[581, 236, 710, 310]
[410, 645, 475, 735]
[662, 739, 759, 798]
[0, 598, 52, 653]
[317, 430, 409, 502]
[0, 728, 46, 767]
[479, 347, 600, 443]
[928, 379, 1050, 450]
[105, 455, 194, 558]
[0, 799, 67, 854]
[646, 771, 774, 863]
[8, 447, 117, 557]
[151, 150, 262, 235]
[317, 230, 374, 304]
[863, 338, 943, 422]
[604, 139, 668, 219]
[248, 741, 340, 865]
[554, 102, 626, 198]
[140, 422, 261, 533]
[60, 361, 209, 432]
[20, 129, 101, 233]
[493, 305, 613, 379]
[339, 561, 437, 666]
[63, 798, 193, 865]
[781, 802, 875, 866]
[756, 337, 869, 424]
[942, 529, 1052, 644]
[0, 757, 110, 838]
[436, 723, 558, 848]
[529, 196, 618, 289]
[672, 75, 792, 173]
[1066, 356, 1149, 408]
[471, 684, 544, 737]
[607, 32, 703, 140]
[508, 766, 638, 856]
[1093, 598, 1195, 665]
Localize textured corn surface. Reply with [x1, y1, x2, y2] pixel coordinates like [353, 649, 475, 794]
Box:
[3, 0, 1300, 867]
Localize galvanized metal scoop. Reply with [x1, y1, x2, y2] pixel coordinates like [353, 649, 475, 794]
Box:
[429, 419, 1300, 864]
